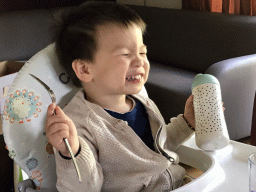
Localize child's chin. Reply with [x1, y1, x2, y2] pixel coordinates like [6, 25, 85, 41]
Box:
[127, 88, 143, 95]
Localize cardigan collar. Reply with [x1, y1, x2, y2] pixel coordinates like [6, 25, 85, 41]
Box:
[74, 90, 164, 141]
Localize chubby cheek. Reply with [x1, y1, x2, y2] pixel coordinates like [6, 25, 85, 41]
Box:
[114, 59, 130, 78]
[104, 66, 127, 85]
[144, 60, 150, 81]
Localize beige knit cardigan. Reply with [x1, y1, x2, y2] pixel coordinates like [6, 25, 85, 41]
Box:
[54, 91, 194, 191]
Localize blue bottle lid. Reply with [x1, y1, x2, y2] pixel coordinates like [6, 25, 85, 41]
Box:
[191, 74, 219, 91]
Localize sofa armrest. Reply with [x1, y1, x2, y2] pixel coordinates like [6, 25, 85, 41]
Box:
[205, 54, 256, 140]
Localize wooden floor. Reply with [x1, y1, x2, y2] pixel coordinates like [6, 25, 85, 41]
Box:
[181, 136, 252, 179]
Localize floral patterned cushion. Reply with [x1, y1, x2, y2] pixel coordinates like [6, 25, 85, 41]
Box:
[2, 43, 80, 191]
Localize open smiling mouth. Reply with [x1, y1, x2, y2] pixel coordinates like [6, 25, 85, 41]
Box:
[126, 75, 142, 83]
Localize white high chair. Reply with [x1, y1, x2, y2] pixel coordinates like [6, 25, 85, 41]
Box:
[3, 44, 234, 191]
[2, 43, 148, 191]
[3, 44, 80, 192]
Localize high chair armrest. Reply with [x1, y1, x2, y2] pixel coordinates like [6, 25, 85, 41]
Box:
[17, 179, 36, 192]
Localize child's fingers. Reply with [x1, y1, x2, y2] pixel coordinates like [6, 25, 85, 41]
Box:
[47, 103, 56, 116]
[185, 95, 193, 108]
[45, 106, 76, 136]
[188, 94, 193, 102]
[47, 122, 69, 138]
[46, 105, 67, 127]
[222, 102, 225, 111]
[55, 105, 66, 116]
[47, 104, 67, 116]
[47, 123, 69, 152]
[45, 115, 70, 131]
[55, 106, 76, 130]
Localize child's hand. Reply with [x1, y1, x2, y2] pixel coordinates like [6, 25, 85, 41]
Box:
[183, 95, 195, 129]
[183, 95, 225, 129]
[45, 103, 79, 157]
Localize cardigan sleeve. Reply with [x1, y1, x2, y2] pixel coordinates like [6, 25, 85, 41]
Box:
[144, 96, 194, 152]
[165, 114, 194, 151]
[54, 136, 104, 192]
[144, 96, 194, 151]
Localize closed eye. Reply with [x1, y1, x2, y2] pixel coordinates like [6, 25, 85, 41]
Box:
[121, 54, 130, 57]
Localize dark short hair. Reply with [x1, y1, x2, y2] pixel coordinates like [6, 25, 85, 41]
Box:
[54, 1, 146, 87]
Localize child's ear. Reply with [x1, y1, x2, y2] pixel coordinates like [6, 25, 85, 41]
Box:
[72, 59, 93, 83]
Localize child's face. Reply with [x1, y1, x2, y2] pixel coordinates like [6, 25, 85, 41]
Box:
[89, 23, 149, 96]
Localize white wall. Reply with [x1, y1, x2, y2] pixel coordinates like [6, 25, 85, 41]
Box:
[116, 0, 182, 9]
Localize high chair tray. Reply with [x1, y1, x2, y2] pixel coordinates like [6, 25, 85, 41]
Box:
[174, 135, 256, 192]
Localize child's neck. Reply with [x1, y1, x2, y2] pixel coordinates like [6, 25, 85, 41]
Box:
[85, 92, 133, 114]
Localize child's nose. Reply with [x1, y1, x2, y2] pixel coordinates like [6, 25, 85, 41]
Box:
[132, 56, 144, 67]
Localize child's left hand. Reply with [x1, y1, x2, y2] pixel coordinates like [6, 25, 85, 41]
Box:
[183, 95, 225, 130]
[183, 95, 195, 128]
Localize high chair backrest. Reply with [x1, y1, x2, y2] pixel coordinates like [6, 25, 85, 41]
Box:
[2, 44, 148, 191]
[3, 44, 80, 191]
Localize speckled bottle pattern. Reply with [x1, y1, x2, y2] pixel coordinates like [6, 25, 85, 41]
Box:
[192, 74, 229, 151]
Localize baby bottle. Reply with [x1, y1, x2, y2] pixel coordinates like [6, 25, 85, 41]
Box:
[191, 74, 229, 151]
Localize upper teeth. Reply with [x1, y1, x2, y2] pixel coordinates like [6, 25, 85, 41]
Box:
[127, 75, 141, 80]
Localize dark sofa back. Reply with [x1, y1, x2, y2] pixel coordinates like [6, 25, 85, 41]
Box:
[129, 5, 256, 73]
[0, 8, 56, 61]
[1, 4, 256, 70]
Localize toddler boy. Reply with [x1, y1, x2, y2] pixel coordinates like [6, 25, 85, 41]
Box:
[46, 1, 195, 191]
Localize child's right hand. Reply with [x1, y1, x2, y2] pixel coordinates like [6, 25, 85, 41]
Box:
[45, 103, 79, 157]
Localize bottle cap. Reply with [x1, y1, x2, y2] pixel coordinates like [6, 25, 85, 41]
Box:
[191, 73, 219, 91]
